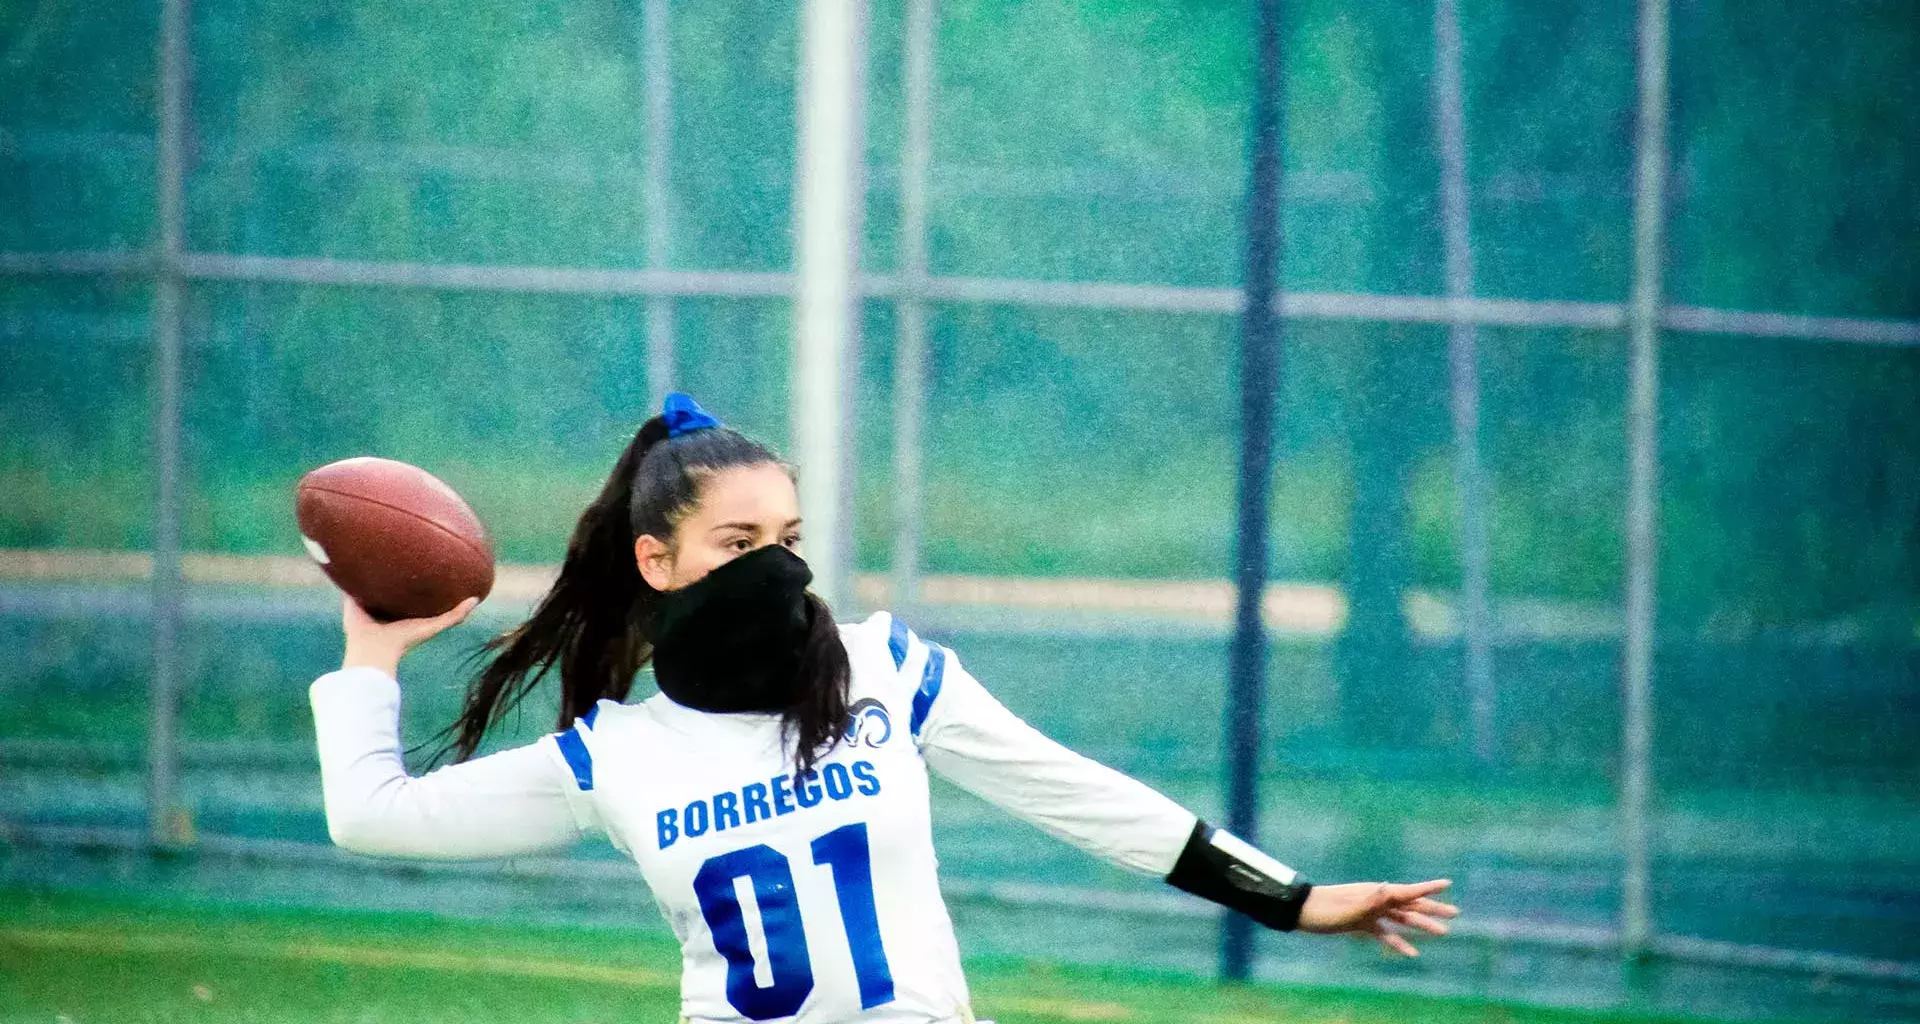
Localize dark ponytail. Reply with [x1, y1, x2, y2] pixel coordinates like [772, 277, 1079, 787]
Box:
[786, 591, 853, 772]
[428, 415, 851, 773]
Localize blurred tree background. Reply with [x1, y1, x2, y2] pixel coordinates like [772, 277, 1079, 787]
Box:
[2, 0, 1916, 635]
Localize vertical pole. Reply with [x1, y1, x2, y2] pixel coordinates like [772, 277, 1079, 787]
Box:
[792, 0, 869, 613]
[891, 0, 934, 614]
[1221, 0, 1283, 983]
[1432, 0, 1495, 764]
[1622, 0, 1670, 960]
[642, 0, 676, 407]
[149, 0, 191, 851]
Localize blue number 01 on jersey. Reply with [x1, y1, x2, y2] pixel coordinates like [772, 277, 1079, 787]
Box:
[692, 822, 896, 1018]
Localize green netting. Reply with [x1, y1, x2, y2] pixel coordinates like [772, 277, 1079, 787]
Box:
[0, 1, 156, 250]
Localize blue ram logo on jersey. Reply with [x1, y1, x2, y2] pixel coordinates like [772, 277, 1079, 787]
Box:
[844, 698, 892, 748]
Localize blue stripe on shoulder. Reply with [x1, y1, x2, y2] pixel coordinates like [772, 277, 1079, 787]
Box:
[887, 614, 911, 670]
[554, 727, 594, 791]
[910, 644, 947, 739]
[581, 703, 600, 729]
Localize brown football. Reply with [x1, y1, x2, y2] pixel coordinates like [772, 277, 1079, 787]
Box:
[294, 457, 495, 621]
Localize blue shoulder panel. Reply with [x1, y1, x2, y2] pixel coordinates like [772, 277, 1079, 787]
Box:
[909, 644, 947, 739]
[887, 614, 912, 670]
[554, 727, 594, 791]
[582, 703, 601, 729]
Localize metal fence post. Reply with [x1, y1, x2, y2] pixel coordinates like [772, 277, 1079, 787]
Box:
[792, 0, 869, 613]
[1221, 0, 1284, 982]
[148, 0, 192, 851]
[1623, 0, 1671, 960]
[1433, 0, 1495, 766]
[891, 0, 934, 616]
[643, 0, 676, 406]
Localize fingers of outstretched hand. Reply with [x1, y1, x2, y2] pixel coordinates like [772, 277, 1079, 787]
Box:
[1389, 879, 1453, 904]
[1388, 908, 1451, 936]
[1369, 920, 1420, 957]
[1303, 881, 1461, 939]
[1304, 883, 1384, 932]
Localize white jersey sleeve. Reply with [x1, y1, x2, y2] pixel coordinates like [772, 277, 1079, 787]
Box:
[309, 666, 595, 859]
[899, 624, 1199, 877]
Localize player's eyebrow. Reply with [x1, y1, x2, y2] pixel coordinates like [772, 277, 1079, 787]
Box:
[708, 518, 802, 535]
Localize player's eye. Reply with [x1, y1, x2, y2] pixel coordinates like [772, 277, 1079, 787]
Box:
[727, 536, 753, 552]
[782, 534, 801, 549]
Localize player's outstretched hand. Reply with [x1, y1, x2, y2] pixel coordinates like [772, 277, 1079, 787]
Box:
[340, 595, 479, 677]
[1297, 879, 1459, 957]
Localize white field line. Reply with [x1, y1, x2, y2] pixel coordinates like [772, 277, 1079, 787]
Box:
[0, 924, 678, 987]
[0, 924, 1149, 1020]
[0, 923, 1110, 1015]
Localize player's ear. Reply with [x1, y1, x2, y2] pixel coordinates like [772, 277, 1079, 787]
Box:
[635, 534, 674, 592]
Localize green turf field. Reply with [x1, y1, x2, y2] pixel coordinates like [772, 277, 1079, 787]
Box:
[0, 888, 1725, 1024]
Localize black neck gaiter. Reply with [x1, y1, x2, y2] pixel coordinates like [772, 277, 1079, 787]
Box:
[649, 545, 817, 713]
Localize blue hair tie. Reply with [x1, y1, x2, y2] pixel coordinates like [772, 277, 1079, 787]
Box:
[662, 392, 723, 438]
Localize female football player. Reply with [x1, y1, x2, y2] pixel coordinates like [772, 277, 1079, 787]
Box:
[310, 393, 1458, 1023]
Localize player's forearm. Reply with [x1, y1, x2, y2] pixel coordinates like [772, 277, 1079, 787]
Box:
[959, 750, 1317, 929]
[1163, 819, 1313, 931]
[309, 667, 581, 859]
[927, 734, 1311, 928]
[311, 666, 478, 858]
[912, 643, 1288, 880]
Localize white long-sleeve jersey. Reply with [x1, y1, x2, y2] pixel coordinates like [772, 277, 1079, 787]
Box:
[310, 611, 1200, 1023]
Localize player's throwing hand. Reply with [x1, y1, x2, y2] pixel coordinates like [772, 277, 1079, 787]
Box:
[1299, 878, 1460, 957]
[340, 595, 478, 678]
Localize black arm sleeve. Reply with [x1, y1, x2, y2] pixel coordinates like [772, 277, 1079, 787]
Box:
[1164, 819, 1313, 932]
